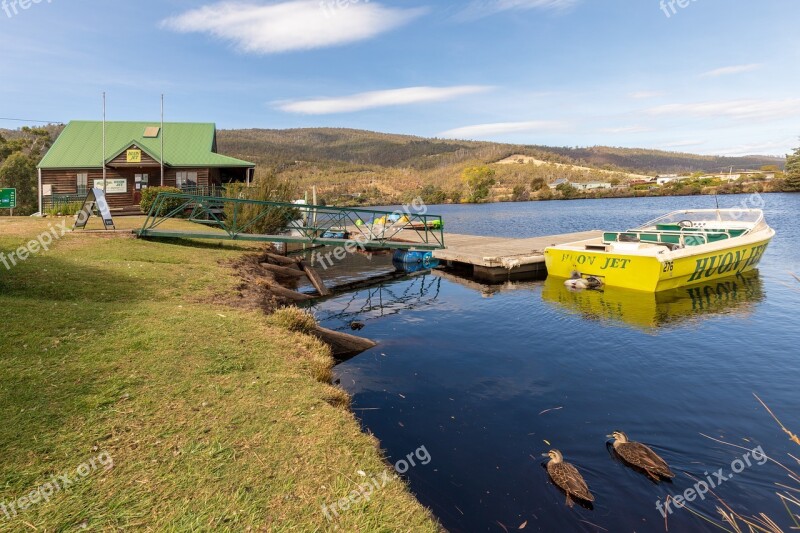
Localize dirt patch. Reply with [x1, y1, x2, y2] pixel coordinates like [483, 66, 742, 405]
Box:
[223, 247, 323, 311]
[221, 247, 286, 313]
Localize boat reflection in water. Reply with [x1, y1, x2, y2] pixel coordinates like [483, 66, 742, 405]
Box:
[541, 269, 764, 331]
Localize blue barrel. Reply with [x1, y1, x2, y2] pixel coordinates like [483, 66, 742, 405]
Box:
[392, 250, 440, 272]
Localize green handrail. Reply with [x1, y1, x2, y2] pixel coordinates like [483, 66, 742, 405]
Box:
[138, 192, 445, 250]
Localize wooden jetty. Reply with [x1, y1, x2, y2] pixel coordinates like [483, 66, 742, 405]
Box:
[433, 230, 602, 282]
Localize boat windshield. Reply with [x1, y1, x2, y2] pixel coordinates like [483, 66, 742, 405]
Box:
[634, 209, 763, 230]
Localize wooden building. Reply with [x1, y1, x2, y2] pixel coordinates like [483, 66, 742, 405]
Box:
[37, 121, 255, 212]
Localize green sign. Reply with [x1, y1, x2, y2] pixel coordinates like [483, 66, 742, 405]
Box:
[0, 188, 16, 209]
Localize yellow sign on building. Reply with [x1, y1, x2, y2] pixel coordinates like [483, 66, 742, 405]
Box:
[126, 149, 142, 163]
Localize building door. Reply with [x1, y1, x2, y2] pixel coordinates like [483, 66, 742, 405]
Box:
[134, 173, 149, 204]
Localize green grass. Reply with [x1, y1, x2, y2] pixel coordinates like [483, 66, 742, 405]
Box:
[0, 217, 439, 531]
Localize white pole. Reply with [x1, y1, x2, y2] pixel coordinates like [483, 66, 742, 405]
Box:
[102, 92, 107, 193]
[37, 167, 42, 214]
[160, 94, 165, 186]
[312, 185, 318, 228]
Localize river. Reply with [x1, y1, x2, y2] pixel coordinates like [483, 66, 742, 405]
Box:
[307, 193, 800, 532]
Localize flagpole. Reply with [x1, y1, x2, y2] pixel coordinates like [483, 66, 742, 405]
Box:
[160, 94, 165, 186]
[102, 92, 107, 193]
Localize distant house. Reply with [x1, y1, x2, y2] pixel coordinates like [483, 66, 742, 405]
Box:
[656, 175, 691, 185]
[702, 170, 777, 183]
[548, 178, 570, 189]
[574, 182, 612, 191]
[37, 121, 255, 212]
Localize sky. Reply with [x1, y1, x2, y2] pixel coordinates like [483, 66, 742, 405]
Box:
[1, 0, 799, 156]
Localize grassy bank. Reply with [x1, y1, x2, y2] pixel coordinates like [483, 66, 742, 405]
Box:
[0, 217, 439, 531]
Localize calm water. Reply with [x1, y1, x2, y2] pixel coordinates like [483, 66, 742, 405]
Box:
[309, 194, 800, 532]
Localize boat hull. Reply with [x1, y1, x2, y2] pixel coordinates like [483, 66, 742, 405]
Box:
[544, 233, 773, 292]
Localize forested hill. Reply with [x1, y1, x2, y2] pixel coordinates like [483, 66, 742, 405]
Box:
[216, 127, 785, 175]
[4, 124, 788, 209]
[1, 125, 784, 175]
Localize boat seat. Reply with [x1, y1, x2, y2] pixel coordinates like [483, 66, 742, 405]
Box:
[604, 227, 746, 246]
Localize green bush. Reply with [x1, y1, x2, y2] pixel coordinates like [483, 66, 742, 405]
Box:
[224, 173, 297, 235]
[556, 182, 579, 199]
[139, 187, 184, 215]
[45, 201, 83, 217]
[511, 185, 530, 202]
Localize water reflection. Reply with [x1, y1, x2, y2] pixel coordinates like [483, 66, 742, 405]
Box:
[311, 273, 442, 332]
[541, 270, 765, 331]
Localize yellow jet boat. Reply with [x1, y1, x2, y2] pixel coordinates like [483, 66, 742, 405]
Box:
[544, 209, 774, 292]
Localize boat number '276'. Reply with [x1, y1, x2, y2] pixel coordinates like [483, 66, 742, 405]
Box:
[662, 261, 674, 273]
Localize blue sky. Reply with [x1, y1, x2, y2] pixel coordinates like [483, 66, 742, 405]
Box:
[2, 0, 799, 156]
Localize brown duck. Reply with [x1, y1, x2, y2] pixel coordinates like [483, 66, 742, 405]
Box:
[608, 431, 675, 480]
[543, 450, 595, 507]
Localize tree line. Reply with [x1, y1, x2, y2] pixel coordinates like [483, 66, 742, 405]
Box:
[0, 127, 54, 215]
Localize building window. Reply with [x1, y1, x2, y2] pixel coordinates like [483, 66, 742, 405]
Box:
[77, 173, 88, 194]
[176, 171, 198, 189]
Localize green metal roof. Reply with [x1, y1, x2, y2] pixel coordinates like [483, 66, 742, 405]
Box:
[38, 121, 255, 169]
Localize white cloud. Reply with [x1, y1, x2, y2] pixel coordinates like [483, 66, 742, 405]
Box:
[277, 86, 492, 114]
[162, 1, 425, 54]
[646, 99, 800, 121]
[629, 91, 665, 100]
[700, 64, 762, 78]
[439, 120, 567, 139]
[458, 0, 578, 19]
[601, 125, 652, 134]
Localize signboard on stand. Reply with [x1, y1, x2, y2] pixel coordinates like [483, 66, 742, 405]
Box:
[73, 188, 115, 230]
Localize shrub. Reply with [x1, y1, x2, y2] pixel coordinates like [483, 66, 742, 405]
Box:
[511, 185, 530, 202]
[45, 201, 83, 217]
[530, 177, 547, 191]
[139, 187, 184, 215]
[224, 172, 298, 235]
[448, 188, 463, 204]
[556, 182, 579, 199]
[416, 184, 447, 205]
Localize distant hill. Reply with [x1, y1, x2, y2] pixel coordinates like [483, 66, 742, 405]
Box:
[216, 127, 785, 175]
[215, 127, 786, 204]
[4, 124, 787, 205]
[529, 145, 786, 175]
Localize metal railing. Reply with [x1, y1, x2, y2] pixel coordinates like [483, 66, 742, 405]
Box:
[43, 192, 87, 212]
[137, 192, 445, 250]
[178, 185, 226, 197]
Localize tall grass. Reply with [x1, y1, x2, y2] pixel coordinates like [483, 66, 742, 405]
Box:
[680, 395, 800, 533]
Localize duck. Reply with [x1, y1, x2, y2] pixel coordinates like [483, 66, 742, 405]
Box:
[543, 450, 595, 507]
[608, 431, 675, 481]
[349, 321, 365, 331]
[564, 271, 589, 290]
[585, 276, 603, 289]
[564, 271, 603, 291]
